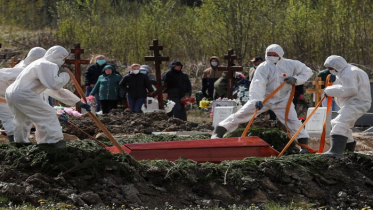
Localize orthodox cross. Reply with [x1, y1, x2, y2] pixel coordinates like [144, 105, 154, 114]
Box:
[0, 44, 6, 60]
[65, 44, 90, 111]
[144, 39, 169, 109]
[306, 77, 325, 106]
[218, 49, 243, 99]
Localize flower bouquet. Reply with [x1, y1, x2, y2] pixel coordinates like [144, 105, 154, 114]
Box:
[54, 105, 83, 117]
[199, 98, 211, 109]
[83, 95, 96, 106]
[181, 96, 196, 105]
[164, 98, 175, 113]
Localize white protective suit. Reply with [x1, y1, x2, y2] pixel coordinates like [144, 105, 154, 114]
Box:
[218, 44, 313, 139]
[0, 47, 46, 137]
[324, 55, 371, 142]
[5, 46, 80, 144]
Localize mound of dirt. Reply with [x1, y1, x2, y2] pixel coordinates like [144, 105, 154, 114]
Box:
[0, 140, 373, 209]
[63, 109, 214, 139]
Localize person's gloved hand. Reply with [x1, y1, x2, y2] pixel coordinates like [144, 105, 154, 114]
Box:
[329, 75, 336, 83]
[284, 76, 297, 84]
[255, 101, 263, 110]
[76, 101, 91, 111]
[298, 94, 303, 100]
[58, 114, 68, 122]
[59, 66, 68, 73]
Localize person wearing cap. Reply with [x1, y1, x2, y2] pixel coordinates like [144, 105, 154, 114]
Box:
[201, 56, 222, 99]
[90, 65, 123, 114]
[247, 57, 263, 81]
[162, 61, 192, 121]
[120, 64, 154, 113]
[212, 44, 313, 155]
[139, 65, 156, 85]
[84, 55, 108, 112]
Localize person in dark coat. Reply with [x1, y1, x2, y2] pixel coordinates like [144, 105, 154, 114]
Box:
[120, 64, 154, 113]
[89, 65, 123, 114]
[162, 61, 192, 121]
[84, 55, 108, 112]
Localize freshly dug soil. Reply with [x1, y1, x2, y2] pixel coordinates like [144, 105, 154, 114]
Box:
[0, 139, 373, 209]
[63, 109, 214, 139]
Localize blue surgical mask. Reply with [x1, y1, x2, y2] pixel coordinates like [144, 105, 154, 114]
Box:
[211, 62, 218, 67]
[140, 70, 148, 74]
[97, 59, 106, 65]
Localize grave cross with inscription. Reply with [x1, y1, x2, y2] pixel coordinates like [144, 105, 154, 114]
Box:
[144, 39, 170, 109]
[217, 49, 243, 99]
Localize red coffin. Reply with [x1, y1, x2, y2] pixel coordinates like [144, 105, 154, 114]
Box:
[106, 137, 279, 163]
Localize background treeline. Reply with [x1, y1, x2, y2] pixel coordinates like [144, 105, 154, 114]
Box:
[1, 0, 373, 73]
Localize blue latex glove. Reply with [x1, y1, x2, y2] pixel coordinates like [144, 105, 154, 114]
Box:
[284, 76, 297, 84]
[255, 101, 263, 110]
[76, 101, 91, 111]
[58, 114, 68, 122]
[329, 75, 336, 83]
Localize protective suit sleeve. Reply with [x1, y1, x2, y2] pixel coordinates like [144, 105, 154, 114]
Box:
[292, 61, 313, 85]
[324, 75, 358, 98]
[248, 66, 268, 101]
[43, 88, 80, 107]
[36, 64, 70, 90]
[0, 67, 23, 82]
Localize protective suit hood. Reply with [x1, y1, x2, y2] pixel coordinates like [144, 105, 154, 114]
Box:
[43, 46, 69, 66]
[23, 47, 47, 66]
[324, 55, 348, 72]
[265, 44, 284, 60]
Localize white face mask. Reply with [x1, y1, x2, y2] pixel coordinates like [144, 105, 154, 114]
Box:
[132, 70, 139, 74]
[266, 56, 279, 64]
[329, 69, 338, 75]
[211, 62, 218, 67]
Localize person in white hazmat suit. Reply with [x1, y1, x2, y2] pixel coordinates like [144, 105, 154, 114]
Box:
[0, 47, 47, 142]
[212, 44, 314, 154]
[5, 46, 91, 148]
[323, 55, 371, 158]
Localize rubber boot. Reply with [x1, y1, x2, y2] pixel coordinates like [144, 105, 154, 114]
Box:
[345, 141, 356, 152]
[7, 135, 14, 142]
[54, 140, 66, 149]
[322, 135, 348, 158]
[211, 126, 227, 139]
[297, 138, 310, 154]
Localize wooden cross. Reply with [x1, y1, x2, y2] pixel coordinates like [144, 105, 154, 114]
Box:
[217, 49, 243, 99]
[0, 44, 6, 60]
[144, 39, 169, 109]
[306, 77, 325, 106]
[65, 44, 90, 112]
[8, 57, 19, 67]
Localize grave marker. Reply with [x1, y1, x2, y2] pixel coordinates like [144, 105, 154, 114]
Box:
[306, 77, 324, 106]
[144, 39, 169, 109]
[305, 107, 331, 137]
[65, 44, 90, 112]
[8, 57, 19, 67]
[217, 49, 243, 99]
